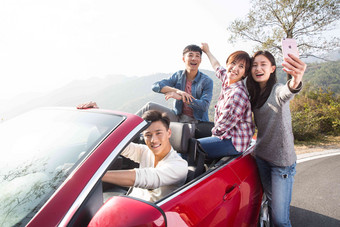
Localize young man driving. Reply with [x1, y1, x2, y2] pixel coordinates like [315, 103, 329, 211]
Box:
[102, 110, 188, 202]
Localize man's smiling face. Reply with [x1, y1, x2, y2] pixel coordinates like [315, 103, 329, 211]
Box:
[183, 51, 202, 72]
[142, 120, 172, 158]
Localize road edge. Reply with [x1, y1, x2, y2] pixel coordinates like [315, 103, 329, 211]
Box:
[297, 149, 340, 163]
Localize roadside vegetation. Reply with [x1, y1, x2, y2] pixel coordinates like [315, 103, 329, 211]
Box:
[289, 60, 340, 142]
[291, 84, 340, 141]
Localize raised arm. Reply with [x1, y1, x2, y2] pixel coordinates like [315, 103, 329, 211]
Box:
[282, 53, 307, 90]
[201, 43, 221, 71]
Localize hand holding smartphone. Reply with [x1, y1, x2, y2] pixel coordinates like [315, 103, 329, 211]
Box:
[282, 38, 299, 59]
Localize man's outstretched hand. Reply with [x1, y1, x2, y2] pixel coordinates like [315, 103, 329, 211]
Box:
[76, 101, 99, 109]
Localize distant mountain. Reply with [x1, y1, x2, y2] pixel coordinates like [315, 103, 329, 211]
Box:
[0, 74, 135, 120]
[1, 58, 339, 121]
[0, 71, 220, 121]
[304, 49, 340, 63]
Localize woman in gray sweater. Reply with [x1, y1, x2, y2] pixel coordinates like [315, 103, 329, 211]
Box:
[247, 51, 307, 227]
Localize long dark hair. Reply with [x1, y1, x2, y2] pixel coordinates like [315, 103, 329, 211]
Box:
[246, 51, 277, 110]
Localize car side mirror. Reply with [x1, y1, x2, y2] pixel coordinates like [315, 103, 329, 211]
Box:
[88, 196, 166, 227]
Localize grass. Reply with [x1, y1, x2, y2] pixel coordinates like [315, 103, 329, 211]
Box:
[295, 135, 340, 146]
[294, 135, 340, 154]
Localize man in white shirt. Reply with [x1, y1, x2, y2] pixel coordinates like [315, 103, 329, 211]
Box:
[102, 110, 188, 202]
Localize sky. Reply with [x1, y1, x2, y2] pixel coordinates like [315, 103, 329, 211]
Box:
[1, 0, 339, 100]
[0, 0, 253, 99]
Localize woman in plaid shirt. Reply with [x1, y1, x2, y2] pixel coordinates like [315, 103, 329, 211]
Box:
[198, 43, 255, 159]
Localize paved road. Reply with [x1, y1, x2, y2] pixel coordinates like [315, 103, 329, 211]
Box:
[291, 153, 340, 226]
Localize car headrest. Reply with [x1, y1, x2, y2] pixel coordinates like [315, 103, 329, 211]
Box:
[169, 122, 194, 154]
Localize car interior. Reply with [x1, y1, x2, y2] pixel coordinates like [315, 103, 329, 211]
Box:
[68, 121, 246, 226]
[101, 121, 240, 202]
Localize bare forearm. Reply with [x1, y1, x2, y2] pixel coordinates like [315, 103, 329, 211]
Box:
[205, 51, 221, 71]
[102, 170, 136, 187]
[201, 43, 220, 71]
[161, 86, 195, 103]
[160, 86, 179, 94]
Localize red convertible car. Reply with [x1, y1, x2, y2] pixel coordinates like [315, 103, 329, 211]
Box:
[0, 107, 267, 227]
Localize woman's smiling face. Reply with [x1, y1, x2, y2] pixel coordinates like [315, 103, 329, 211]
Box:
[251, 54, 276, 89]
[226, 59, 246, 84]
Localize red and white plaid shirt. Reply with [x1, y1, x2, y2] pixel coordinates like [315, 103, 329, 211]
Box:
[212, 66, 255, 152]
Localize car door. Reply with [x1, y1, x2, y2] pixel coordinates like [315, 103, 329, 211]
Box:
[227, 154, 263, 226]
[87, 161, 242, 227]
[158, 160, 243, 226]
[87, 155, 262, 227]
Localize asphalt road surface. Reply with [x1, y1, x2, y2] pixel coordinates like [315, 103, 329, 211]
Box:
[290, 154, 340, 226]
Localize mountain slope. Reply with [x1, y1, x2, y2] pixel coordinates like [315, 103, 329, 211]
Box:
[1, 60, 339, 121]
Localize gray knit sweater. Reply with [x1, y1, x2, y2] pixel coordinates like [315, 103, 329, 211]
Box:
[253, 81, 302, 167]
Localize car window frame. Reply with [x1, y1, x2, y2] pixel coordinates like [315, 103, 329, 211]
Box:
[60, 119, 148, 226]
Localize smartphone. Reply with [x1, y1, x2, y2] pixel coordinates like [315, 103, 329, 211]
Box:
[282, 38, 299, 58]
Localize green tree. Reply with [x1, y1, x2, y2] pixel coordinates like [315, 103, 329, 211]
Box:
[290, 84, 340, 140]
[228, 0, 340, 59]
[303, 60, 340, 93]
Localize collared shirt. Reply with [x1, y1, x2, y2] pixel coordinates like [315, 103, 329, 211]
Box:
[121, 143, 188, 202]
[152, 70, 213, 122]
[212, 66, 255, 152]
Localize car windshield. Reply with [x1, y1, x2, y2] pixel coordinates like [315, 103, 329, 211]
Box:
[0, 108, 124, 227]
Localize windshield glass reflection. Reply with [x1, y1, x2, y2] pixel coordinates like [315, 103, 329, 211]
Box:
[0, 108, 124, 227]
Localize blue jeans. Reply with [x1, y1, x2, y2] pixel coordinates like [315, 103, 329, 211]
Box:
[198, 136, 239, 159]
[255, 157, 296, 227]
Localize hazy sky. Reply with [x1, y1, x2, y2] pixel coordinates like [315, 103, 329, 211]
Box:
[0, 0, 254, 99]
[1, 0, 338, 100]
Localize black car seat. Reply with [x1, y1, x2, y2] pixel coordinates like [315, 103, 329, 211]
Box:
[169, 122, 206, 183]
[194, 121, 214, 139]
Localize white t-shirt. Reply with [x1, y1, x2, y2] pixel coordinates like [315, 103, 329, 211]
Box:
[121, 143, 188, 202]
